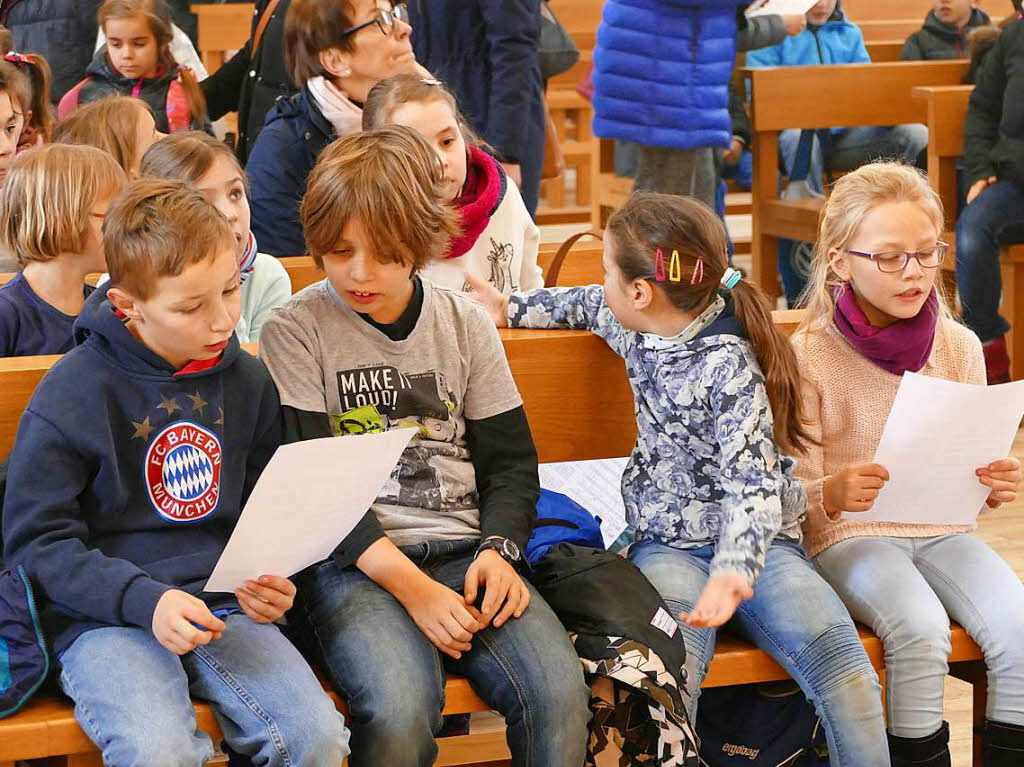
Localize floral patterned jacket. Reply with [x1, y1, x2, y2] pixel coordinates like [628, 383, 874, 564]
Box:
[508, 285, 805, 583]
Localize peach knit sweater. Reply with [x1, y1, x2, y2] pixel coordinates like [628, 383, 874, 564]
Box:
[793, 317, 986, 558]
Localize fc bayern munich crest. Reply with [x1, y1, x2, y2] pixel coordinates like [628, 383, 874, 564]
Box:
[145, 421, 222, 523]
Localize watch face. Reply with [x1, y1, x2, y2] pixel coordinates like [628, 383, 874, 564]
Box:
[502, 539, 521, 561]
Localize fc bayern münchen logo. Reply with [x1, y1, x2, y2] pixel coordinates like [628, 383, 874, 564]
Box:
[145, 421, 222, 523]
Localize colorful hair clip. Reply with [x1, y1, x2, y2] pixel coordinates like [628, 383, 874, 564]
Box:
[669, 249, 681, 282]
[655, 248, 666, 281]
[720, 267, 742, 290]
[3, 52, 32, 70]
[690, 257, 704, 285]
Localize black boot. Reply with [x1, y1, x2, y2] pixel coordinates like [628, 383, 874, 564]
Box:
[887, 721, 951, 767]
[983, 719, 1024, 767]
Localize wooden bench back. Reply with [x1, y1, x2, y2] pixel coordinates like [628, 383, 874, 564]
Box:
[746, 60, 968, 132]
[546, 0, 603, 90]
[912, 85, 973, 231]
[844, 0, 933, 21]
[0, 311, 804, 459]
[192, 3, 254, 73]
[865, 39, 907, 62]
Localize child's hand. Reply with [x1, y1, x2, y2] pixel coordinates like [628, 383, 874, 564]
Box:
[967, 175, 998, 204]
[782, 14, 807, 36]
[401, 578, 484, 660]
[464, 549, 531, 629]
[152, 589, 226, 655]
[977, 456, 1021, 508]
[823, 463, 890, 514]
[680, 573, 753, 629]
[235, 575, 296, 623]
[464, 272, 509, 327]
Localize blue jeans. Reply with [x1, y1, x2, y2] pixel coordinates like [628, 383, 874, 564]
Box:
[297, 538, 591, 767]
[955, 180, 1024, 342]
[779, 124, 929, 197]
[630, 538, 889, 767]
[816, 533, 1024, 736]
[58, 614, 350, 767]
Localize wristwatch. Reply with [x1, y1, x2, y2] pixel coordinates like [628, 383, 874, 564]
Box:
[475, 536, 522, 565]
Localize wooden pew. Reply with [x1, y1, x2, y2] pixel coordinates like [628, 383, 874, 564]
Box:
[191, 2, 254, 74]
[912, 84, 1024, 381]
[0, 315, 989, 765]
[858, 19, 924, 42]
[843, 0, 933, 20]
[746, 59, 968, 300]
[866, 38, 907, 62]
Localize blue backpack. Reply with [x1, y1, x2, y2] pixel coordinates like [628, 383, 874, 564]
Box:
[526, 489, 605, 566]
[0, 460, 50, 719]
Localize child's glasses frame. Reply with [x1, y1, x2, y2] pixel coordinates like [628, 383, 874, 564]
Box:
[340, 3, 409, 39]
[842, 242, 949, 273]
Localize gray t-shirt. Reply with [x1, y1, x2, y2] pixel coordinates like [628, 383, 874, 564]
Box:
[260, 278, 523, 546]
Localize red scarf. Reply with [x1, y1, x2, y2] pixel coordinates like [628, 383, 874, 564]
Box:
[446, 145, 505, 259]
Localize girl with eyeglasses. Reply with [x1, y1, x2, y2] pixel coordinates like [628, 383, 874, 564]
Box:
[793, 161, 1024, 767]
[246, 0, 422, 257]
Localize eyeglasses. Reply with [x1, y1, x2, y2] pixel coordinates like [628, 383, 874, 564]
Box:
[340, 3, 408, 39]
[843, 242, 949, 273]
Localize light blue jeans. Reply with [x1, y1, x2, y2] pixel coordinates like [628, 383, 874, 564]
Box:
[59, 614, 350, 767]
[816, 533, 1024, 737]
[630, 538, 890, 767]
[297, 538, 591, 767]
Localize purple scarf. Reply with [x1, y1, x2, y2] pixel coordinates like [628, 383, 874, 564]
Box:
[833, 283, 939, 375]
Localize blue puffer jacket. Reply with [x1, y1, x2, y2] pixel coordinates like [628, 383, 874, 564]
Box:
[745, 2, 869, 67]
[246, 88, 336, 258]
[592, 0, 738, 151]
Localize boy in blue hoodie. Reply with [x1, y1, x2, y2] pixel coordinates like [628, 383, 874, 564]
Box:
[746, 0, 929, 197]
[1, 178, 349, 767]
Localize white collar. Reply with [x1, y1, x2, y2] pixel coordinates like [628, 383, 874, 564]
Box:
[640, 294, 726, 350]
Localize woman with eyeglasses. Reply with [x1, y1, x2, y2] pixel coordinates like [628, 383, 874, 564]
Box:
[245, 0, 421, 256]
[793, 161, 1024, 767]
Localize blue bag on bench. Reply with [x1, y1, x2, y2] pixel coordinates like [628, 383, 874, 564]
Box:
[525, 489, 605, 566]
[0, 564, 49, 718]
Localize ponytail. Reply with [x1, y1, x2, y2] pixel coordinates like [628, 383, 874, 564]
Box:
[176, 66, 208, 126]
[729, 278, 814, 456]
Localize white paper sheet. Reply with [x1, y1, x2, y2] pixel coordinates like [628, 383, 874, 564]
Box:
[745, 0, 817, 17]
[843, 373, 1024, 526]
[538, 457, 631, 548]
[206, 429, 415, 592]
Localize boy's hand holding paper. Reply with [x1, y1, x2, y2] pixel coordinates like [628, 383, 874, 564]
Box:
[839, 373, 1024, 525]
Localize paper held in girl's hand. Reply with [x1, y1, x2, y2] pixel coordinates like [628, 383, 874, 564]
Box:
[205, 428, 416, 592]
[844, 373, 1024, 526]
[745, 0, 817, 17]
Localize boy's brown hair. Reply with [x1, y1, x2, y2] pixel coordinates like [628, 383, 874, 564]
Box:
[0, 144, 126, 267]
[284, 0, 357, 87]
[140, 130, 246, 188]
[302, 125, 460, 270]
[53, 95, 154, 175]
[104, 177, 236, 300]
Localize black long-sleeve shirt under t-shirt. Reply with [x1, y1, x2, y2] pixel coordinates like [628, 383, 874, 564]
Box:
[275, 277, 539, 569]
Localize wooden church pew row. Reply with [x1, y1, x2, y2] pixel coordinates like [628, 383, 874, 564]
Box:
[745, 58, 968, 301]
[191, 2, 254, 74]
[0, 322, 987, 766]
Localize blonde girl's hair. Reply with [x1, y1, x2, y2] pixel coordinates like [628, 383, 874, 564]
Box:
[140, 130, 246, 189]
[97, 0, 207, 124]
[3, 52, 55, 143]
[52, 95, 155, 175]
[0, 143, 126, 268]
[798, 161, 950, 335]
[608, 192, 813, 456]
[302, 125, 461, 271]
[362, 73, 485, 147]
